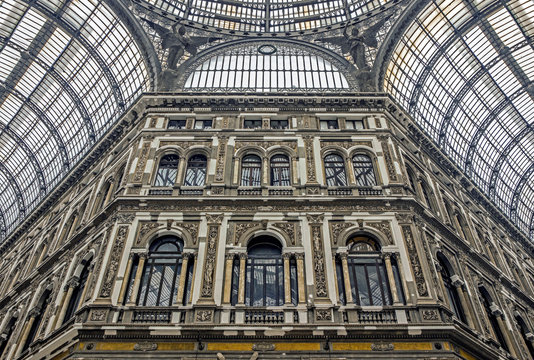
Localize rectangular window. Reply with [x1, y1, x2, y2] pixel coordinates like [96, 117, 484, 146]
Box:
[346, 119, 364, 129]
[271, 119, 289, 129]
[320, 119, 339, 129]
[244, 119, 262, 129]
[194, 120, 213, 129]
[168, 120, 186, 129]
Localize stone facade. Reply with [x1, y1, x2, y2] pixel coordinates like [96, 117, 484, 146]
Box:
[0, 95, 533, 359]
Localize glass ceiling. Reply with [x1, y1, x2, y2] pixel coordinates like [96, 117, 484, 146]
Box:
[385, 0, 534, 239]
[0, 0, 150, 240]
[134, 0, 389, 34]
[183, 42, 352, 92]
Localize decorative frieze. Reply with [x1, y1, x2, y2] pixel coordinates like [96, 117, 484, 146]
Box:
[180, 222, 199, 245]
[304, 136, 317, 183]
[401, 225, 428, 297]
[320, 140, 373, 149]
[234, 140, 297, 152]
[136, 221, 160, 246]
[99, 225, 128, 298]
[272, 222, 300, 246]
[380, 140, 399, 182]
[329, 221, 353, 245]
[366, 221, 393, 245]
[232, 222, 261, 245]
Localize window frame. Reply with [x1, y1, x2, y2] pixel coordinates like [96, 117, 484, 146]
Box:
[183, 154, 208, 187]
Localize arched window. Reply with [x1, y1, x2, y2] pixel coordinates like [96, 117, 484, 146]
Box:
[437, 254, 466, 323]
[184, 154, 207, 186]
[352, 154, 376, 187]
[270, 154, 291, 186]
[241, 155, 262, 187]
[0, 312, 17, 357]
[336, 236, 404, 306]
[406, 167, 417, 193]
[324, 154, 347, 186]
[479, 287, 508, 351]
[420, 180, 435, 211]
[22, 287, 52, 351]
[245, 236, 284, 306]
[137, 236, 186, 306]
[515, 314, 534, 358]
[155, 154, 179, 187]
[64, 259, 92, 324]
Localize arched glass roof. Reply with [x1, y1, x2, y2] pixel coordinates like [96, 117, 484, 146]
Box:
[134, 0, 391, 34]
[385, 0, 534, 239]
[0, 0, 151, 240]
[182, 41, 353, 92]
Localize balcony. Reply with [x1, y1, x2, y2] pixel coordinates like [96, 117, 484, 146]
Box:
[245, 309, 285, 324]
[132, 309, 172, 323]
[148, 188, 173, 196]
[328, 187, 353, 196]
[237, 188, 262, 196]
[358, 187, 382, 196]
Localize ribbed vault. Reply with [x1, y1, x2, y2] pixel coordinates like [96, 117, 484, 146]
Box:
[0, 0, 154, 240]
[384, 0, 534, 240]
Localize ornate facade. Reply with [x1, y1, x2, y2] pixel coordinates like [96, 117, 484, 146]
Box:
[0, 94, 533, 360]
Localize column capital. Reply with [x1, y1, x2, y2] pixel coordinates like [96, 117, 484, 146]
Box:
[339, 252, 348, 260]
[490, 303, 503, 317]
[138, 252, 148, 260]
[182, 252, 193, 260]
[239, 253, 248, 260]
[295, 253, 305, 260]
[66, 276, 80, 289]
[282, 253, 291, 260]
[450, 274, 464, 288]
[28, 307, 41, 318]
[225, 253, 235, 260]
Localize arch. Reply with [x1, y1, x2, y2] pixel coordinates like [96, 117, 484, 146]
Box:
[340, 228, 390, 248]
[0, 309, 19, 357]
[240, 154, 262, 187]
[420, 179, 436, 212]
[183, 154, 208, 187]
[177, 39, 358, 92]
[514, 313, 534, 357]
[436, 252, 466, 323]
[154, 153, 180, 187]
[64, 256, 93, 324]
[22, 283, 53, 351]
[320, 146, 350, 160]
[244, 229, 289, 249]
[234, 146, 267, 159]
[479, 285, 508, 350]
[346, 234, 382, 252]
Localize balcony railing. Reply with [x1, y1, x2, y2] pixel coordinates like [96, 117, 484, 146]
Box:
[358, 309, 396, 324]
[268, 188, 293, 196]
[358, 188, 382, 196]
[328, 187, 352, 196]
[148, 189, 173, 196]
[180, 188, 203, 195]
[245, 309, 284, 324]
[238, 188, 262, 196]
[132, 310, 171, 323]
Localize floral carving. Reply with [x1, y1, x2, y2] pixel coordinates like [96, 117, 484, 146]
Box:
[304, 136, 317, 183]
[402, 225, 428, 297]
[215, 136, 228, 182]
[311, 224, 328, 298]
[366, 221, 393, 245]
[381, 140, 399, 182]
[133, 141, 151, 183]
[320, 140, 372, 149]
[90, 309, 107, 322]
[180, 222, 199, 245]
[272, 222, 298, 246]
[329, 222, 353, 245]
[316, 309, 332, 321]
[100, 226, 128, 298]
[201, 225, 219, 298]
[421, 309, 439, 321]
[233, 222, 260, 245]
[136, 222, 160, 245]
[196, 309, 213, 322]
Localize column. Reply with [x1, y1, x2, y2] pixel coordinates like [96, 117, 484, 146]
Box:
[296, 254, 306, 304]
[14, 309, 38, 357]
[383, 254, 400, 305]
[54, 277, 78, 329]
[332, 255, 339, 303]
[434, 261, 447, 303]
[189, 253, 198, 304]
[117, 254, 134, 304]
[340, 253, 353, 304]
[237, 253, 247, 305]
[126, 253, 146, 306]
[450, 277, 475, 329]
[493, 310, 518, 358]
[283, 253, 291, 305]
[176, 157, 186, 187]
[103, 179, 115, 205]
[222, 254, 234, 304]
[175, 253, 191, 305]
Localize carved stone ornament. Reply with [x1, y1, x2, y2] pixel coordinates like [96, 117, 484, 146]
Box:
[421, 309, 439, 321]
[215, 136, 228, 182]
[320, 140, 373, 149]
[89, 309, 107, 322]
[315, 309, 332, 321]
[235, 140, 297, 152]
[136, 222, 160, 246]
[85, 229, 112, 302]
[252, 343, 275, 351]
[114, 213, 135, 224]
[134, 342, 158, 351]
[381, 140, 399, 182]
[366, 221, 393, 245]
[371, 343, 394, 351]
[272, 222, 298, 246]
[307, 214, 324, 224]
[201, 225, 219, 298]
[402, 225, 428, 297]
[180, 222, 199, 245]
[99, 225, 128, 298]
[206, 214, 224, 224]
[233, 222, 261, 245]
[311, 224, 328, 298]
[329, 222, 353, 245]
[133, 141, 151, 183]
[304, 136, 317, 183]
[196, 309, 213, 322]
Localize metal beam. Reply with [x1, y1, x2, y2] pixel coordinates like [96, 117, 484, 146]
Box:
[0, 160, 26, 221]
[509, 162, 534, 224]
[24, 0, 125, 113]
[464, 85, 527, 177]
[0, 80, 70, 171]
[488, 125, 532, 200]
